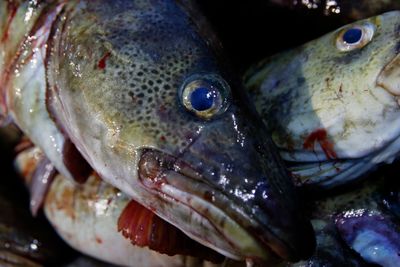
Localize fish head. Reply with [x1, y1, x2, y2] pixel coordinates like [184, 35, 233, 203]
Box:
[48, 0, 314, 262]
[245, 11, 400, 188]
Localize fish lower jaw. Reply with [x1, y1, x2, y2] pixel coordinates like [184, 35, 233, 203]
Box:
[163, 182, 269, 260]
[138, 173, 269, 262]
[137, 148, 287, 263]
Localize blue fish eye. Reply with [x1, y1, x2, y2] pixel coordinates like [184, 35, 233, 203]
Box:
[190, 87, 214, 111]
[180, 74, 231, 119]
[336, 23, 375, 52]
[342, 28, 362, 44]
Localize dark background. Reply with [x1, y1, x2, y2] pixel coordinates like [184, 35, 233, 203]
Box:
[197, 0, 345, 73]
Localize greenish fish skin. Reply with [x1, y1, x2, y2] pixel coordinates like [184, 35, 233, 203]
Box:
[245, 11, 400, 189]
[1, 0, 315, 263]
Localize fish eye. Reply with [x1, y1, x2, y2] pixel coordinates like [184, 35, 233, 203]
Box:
[180, 74, 231, 119]
[335, 22, 375, 52]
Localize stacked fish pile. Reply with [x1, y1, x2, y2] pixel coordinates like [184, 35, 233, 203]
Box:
[1, 1, 400, 266]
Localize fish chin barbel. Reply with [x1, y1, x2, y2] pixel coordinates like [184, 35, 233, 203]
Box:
[0, 0, 314, 263]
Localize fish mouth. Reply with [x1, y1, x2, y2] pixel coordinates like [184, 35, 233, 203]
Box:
[377, 53, 400, 98]
[138, 148, 296, 262]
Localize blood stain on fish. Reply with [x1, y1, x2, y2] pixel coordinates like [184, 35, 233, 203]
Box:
[97, 52, 111, 69]
[303, 128, 337, 159]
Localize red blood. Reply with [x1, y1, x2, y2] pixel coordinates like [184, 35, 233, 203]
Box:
[303, 128, 337, 159]
[97, 52, 111, 69]
[1, 2, 18, 42]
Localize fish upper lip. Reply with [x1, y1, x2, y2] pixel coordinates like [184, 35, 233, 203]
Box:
[137, 148, 298, 261]
[376, 53, 400, 97]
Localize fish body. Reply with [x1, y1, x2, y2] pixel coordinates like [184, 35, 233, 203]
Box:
[15, 145, 222, 267]
[0, 0, 91, 184]
[245, 11, 400, 188]
[0, 0, 314, 262]
[285, 175, 400, 267]
[0, 128, 74, 267]
[311, 177, 400, 267]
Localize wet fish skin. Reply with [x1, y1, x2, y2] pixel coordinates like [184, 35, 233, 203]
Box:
[288, 219, 370, 267]
[14, 145, 225, 267]
[0, 128, 74, 266]
[46, 0, 315, 262]
[245, 11, 400, 189]
[311, 177, 400, 267]
[1, 0, 315, 262]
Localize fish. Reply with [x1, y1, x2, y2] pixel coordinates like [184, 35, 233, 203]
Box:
[15, 145, 224, 267]
[311, 176, 400, 267]
[288, 219, 370, 267]
[245, 11, 400, 189]
[0, 0, 315, 263]
[0, 128, 74, 267]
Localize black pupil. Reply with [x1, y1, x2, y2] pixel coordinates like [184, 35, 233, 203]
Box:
[190, 87, 214, 111]
[343, 28, 362, 44]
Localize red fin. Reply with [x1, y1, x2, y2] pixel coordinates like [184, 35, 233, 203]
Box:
[118, 200, 176, 254]
[303, 128, 337, 159]
[118, 200, 224, 262]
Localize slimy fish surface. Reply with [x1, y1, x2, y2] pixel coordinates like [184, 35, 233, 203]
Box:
[0, 0, 315, 263]
[246, 11, 400, 189]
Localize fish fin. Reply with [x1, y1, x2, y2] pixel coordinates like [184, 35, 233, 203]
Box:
[29, 157, 57, 216]
[117, 200, 224, 262]
[13, 144, 56, 216]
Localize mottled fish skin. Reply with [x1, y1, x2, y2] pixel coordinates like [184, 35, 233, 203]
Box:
[245, 11, 400, 189]
[0, 0, 315, 262]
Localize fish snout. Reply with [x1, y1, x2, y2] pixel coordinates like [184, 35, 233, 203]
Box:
[178, 110, 316, 261]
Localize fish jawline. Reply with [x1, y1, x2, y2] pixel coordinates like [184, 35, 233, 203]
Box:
[137, 149, 272, 262]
